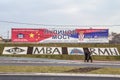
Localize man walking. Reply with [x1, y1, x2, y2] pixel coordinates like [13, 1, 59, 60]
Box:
[83, 48, 93, 63]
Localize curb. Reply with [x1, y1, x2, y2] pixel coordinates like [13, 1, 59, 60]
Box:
[0, 73, 120, 78]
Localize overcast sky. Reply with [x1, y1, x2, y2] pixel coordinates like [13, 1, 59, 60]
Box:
[0, 0, 120, 38]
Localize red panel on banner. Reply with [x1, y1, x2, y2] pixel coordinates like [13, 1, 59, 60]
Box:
[12, 28, 52, 42]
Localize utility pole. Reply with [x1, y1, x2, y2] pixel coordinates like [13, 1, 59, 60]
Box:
[7, 31, 9, 39]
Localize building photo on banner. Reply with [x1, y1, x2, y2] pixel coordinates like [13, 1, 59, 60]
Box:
[11, 28, 109, 43]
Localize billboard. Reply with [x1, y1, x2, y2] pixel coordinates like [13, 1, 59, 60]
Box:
[2, 46, 119, 56]
[12, 28, 109, 43]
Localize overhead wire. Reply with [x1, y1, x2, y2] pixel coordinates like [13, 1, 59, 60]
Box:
[0, 20, 120, 27]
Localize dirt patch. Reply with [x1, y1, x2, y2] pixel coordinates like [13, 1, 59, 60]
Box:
[66, 67, 101, 73]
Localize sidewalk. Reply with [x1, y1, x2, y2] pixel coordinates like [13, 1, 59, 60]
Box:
[0, 56, 120, 64]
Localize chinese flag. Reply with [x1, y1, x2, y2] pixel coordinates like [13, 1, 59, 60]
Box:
[12, 28, 52, 42]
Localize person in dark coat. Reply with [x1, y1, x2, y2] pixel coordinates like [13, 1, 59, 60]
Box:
[87, 49, 93, 63]
[83, 48, 93, 63]
[83, 48, 89, 62]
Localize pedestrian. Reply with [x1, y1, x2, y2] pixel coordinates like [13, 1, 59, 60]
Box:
[83, 48, 89, 62]
[87, 49, 93, 63]
[83, 48, 93, 63]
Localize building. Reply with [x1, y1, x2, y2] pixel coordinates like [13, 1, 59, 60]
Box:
[0, 37, 3, 42]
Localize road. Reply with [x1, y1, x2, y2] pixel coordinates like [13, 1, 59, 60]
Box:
[0, 75, 120, 80]
[0, 57, 120, 68]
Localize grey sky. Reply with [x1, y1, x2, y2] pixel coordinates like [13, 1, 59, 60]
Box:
[0, 0, 120, 38]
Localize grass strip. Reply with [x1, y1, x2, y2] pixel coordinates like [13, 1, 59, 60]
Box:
[0, 66, 77, 73]
[0, 66, 120, 74]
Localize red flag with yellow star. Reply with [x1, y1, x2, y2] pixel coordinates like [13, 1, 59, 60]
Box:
[12, 28, 52, 42]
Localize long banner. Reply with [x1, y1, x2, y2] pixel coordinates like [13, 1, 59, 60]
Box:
[2, 47, 120, 56]
[12, 28, 109, 43]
